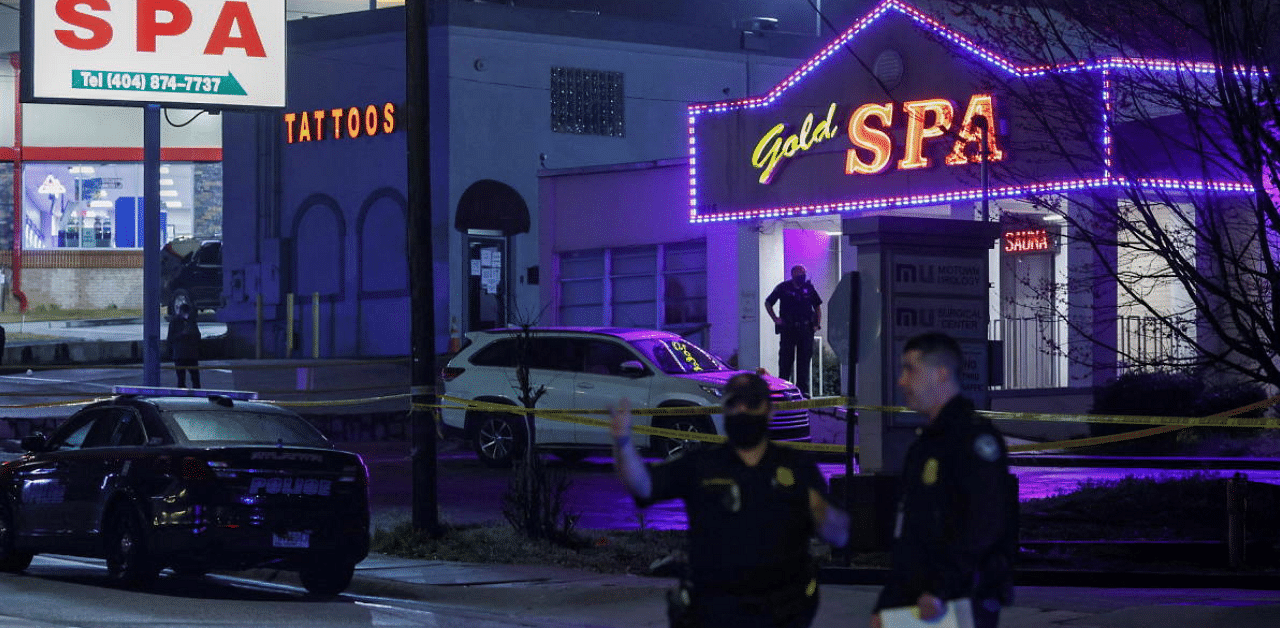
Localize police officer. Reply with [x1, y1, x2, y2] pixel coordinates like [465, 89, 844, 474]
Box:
[870, 332, 1017, 628]
[764, 265, 823, 397]
[611, 372, 850, 628]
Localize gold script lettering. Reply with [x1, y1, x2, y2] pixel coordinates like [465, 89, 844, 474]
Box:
[751, 103, 839, 184]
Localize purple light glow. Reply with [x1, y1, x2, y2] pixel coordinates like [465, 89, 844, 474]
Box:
[573, 462, 1280, 532]
[687, 0, 1265, 224]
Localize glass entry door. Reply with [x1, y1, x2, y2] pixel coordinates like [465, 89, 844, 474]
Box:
[467, 235, 507, 331]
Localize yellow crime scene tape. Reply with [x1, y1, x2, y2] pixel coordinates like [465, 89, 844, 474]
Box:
[429, 395, 847, 454]
[422, 391, 1280, 456]
[6, 383, 1277, 457]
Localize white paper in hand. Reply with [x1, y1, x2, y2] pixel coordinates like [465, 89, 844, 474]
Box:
[879, 598, 975, 628]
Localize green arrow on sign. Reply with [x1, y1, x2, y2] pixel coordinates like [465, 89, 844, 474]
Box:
[72, 70, 249, 97]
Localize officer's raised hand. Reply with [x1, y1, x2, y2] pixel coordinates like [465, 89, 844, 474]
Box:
[610, 398, 652, 500]
[609, 398, 632, 440]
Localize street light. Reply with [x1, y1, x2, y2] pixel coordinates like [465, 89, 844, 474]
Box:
[974, 115, 991, 222]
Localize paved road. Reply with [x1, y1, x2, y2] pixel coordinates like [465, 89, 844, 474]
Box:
[2, 554, 537, 628]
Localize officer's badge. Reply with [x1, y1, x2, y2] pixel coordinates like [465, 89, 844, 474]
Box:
[703, 478, 742, 512]
[775, 466, 796, 487]
[974, 434, 1001, 462]
[922, 458, 939, 485]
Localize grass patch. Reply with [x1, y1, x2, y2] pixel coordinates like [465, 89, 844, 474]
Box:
[374, 474, 1280, 575]
[1021, 473, 1280, 542]
[0, 307, 142, 323]
[372, 522, 687, 575]
[5, 333, 63, 342]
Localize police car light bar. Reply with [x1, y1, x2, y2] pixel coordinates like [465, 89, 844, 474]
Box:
[112, 386, 259, 401]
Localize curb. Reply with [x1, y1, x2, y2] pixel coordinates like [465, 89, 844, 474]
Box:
[818, 566, 1280, 590]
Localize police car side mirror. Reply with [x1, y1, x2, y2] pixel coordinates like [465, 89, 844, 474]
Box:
[620, 361, 647, 377]
[20, 434, 46, 453]
[147, 437, 164, 447]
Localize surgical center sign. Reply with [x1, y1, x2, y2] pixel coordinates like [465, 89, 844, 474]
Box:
[22, 0, 286, 109]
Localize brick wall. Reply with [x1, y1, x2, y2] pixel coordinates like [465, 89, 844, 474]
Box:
[0, 163, 220, 311]
[0, 250, 143, 310]
[19, 267, 143, 309]
[0, 164, 12, 251]
[194, 162, 223, 239]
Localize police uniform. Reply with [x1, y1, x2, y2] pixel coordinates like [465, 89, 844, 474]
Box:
[874, 395, 1017, 628]
[764, 279, 823, 395]
[640, 443, 826, 628]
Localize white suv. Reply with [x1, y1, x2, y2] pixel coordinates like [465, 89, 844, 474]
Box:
[440, 327, 810, 467]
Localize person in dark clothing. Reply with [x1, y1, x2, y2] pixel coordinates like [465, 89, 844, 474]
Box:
[611, 372, 850, 628]
[764, 265, 823, 396]
[871, 332, 1017, 628]
[167, 303, 201, 389]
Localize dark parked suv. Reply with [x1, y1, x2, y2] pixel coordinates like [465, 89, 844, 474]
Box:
[161, 239, 223, 314]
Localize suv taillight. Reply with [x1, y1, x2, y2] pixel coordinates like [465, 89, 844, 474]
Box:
[441, 367, 465, 382]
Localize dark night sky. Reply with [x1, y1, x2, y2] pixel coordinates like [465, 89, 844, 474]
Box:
[492, 0, 881, 36]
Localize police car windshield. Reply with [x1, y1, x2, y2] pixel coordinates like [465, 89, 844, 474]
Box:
[628, 338, 729, 374]
[169, 411, 329, 446]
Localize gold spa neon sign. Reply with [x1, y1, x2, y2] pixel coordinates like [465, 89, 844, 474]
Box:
[750, 94, 1005, 185]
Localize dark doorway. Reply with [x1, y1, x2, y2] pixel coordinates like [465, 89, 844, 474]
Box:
[467, 235, 506, 331]
[455, 180, 529, 333]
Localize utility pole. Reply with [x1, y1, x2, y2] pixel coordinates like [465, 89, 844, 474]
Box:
[406, 0, 440, 534]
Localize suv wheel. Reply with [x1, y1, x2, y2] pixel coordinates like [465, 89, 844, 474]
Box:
[653, 414, 713, 459]
[471, 412, 525, 468]
[0, 501, 33, 572]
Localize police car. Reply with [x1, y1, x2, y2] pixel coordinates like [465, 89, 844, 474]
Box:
[0, 387, 369, 597]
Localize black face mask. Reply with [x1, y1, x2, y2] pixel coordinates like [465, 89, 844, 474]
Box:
[724, 412, 769, 448]
[793, 274, 807, 285]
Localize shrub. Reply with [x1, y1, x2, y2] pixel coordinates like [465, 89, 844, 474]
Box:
[1089, 371, 1270, 455]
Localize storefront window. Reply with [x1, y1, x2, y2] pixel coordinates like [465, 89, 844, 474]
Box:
[612, 246, 656, 328]
[21, 163, 197, 249]
[560, 250, 605, 326]
[559, 240, 707, 336]
[664, 240, 707, 326]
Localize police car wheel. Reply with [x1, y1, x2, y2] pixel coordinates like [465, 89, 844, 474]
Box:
[654, 415, 711, 459]
[0, 501, 33, 572]
[105, 507, 159, 587]
[300, 557, 355, 598]
[472, 413, 524, 468]
[171, 562, 209, 578]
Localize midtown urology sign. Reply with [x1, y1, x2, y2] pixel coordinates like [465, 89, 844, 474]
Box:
[21, 0, 286, 109]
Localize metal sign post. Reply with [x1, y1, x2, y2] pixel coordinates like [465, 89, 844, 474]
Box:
[143, 105, 161, 385]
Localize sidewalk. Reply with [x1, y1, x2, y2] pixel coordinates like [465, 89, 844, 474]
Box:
[260, 552, 1280, 628]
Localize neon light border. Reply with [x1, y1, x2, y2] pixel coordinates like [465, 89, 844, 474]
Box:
[687, 0, 1264, 224]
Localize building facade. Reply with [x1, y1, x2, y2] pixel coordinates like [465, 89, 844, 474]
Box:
[221, 1, 1264, 470]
